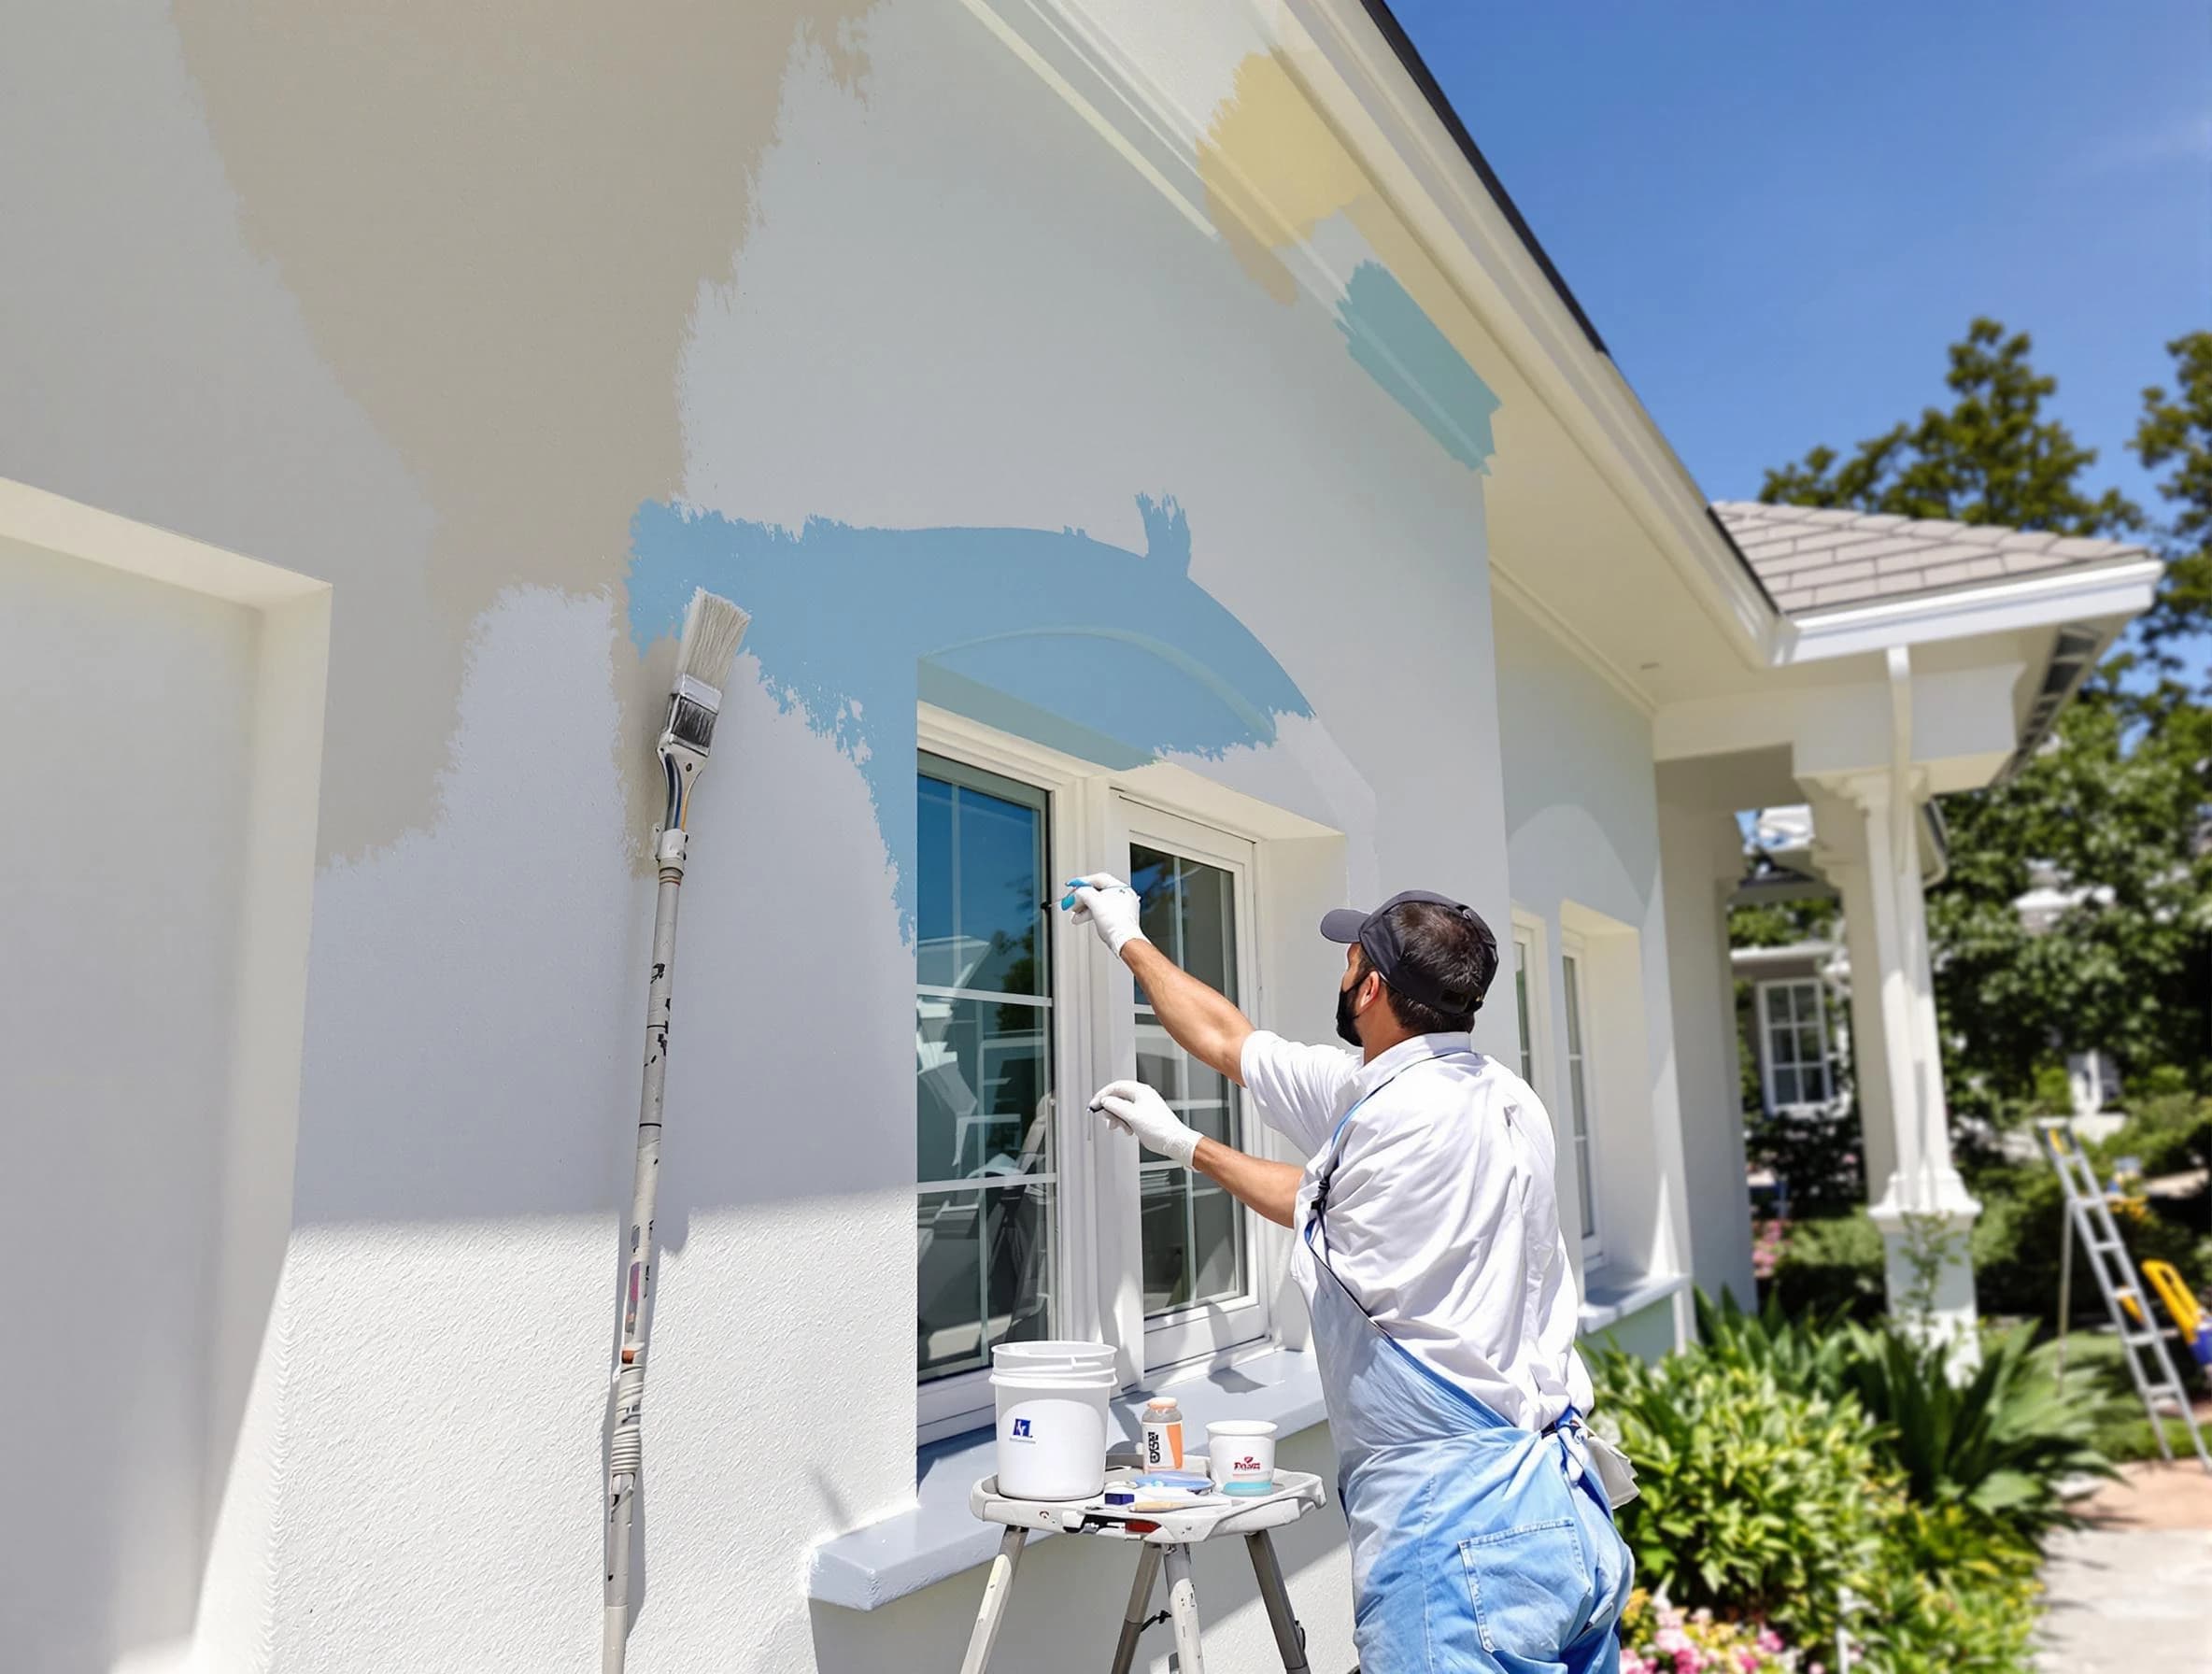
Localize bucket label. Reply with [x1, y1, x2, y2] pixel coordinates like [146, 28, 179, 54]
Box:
[1009, 1418, 1033, 1442]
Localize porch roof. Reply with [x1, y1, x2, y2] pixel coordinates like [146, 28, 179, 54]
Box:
[1712, 501, 2154, 617]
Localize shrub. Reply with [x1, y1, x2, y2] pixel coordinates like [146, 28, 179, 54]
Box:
[1593, 1346, 1884, 1644]
[1968, 1161, 2204, 1327]
[1835, 1323, 2116, 1546]
[1765, 1208, 1886, 1321]
[1853, 1502, 2041, 1674]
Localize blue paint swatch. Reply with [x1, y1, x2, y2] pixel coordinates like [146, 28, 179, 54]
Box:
[1337, 261, 1500, 474]
[627, 495, 1312, 937]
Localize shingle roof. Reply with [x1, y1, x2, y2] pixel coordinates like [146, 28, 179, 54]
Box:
[1711, 501, 2152, 616]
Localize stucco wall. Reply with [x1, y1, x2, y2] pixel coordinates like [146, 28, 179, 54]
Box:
[0, 3, 1585, 1670]
[1659, 803, 1758, 1306]
[1492, 597, 1694, 1320]
[1, 543, 256, 1672]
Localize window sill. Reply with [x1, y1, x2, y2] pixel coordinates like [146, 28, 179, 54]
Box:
[1577, 1268, 1689, 1336]
[808, 1346, 1328, 1610]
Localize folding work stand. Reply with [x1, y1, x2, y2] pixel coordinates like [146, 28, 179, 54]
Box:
[958, 1456, 1326, 1673]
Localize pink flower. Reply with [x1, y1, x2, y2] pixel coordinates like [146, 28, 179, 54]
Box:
[1692, 1609, 1714, 1626]
[1674, 1648, 1702, 1674]
[1622, 1653, 1652, 1674]
[1738, 1652, 1761, 1674]
[1656, 1627, 1692, 1655]
[1757, 1630, 1784, 1653]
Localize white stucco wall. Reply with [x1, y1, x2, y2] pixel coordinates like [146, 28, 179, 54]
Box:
[1657, 802, 1758, 1306]
[1492, 598, 1694, 1325]
[0, 4, 1703, 1668]
[1, 543, 255, 1673]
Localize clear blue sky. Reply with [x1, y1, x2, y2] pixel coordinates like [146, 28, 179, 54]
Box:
[1393, 1, 2210, 518]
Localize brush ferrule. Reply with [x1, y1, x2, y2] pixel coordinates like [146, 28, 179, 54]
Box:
[665, 678, 720, 757]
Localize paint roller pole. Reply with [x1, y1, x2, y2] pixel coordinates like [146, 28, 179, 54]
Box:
[605, 830, 686, 1672]
[603, 588, 749, 1674]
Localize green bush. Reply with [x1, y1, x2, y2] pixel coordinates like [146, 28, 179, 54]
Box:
[1593, 1345, 1884, 1645]
[1967, 1161, 2205, 1327]
[1854, 1502, 2042, 1674]
[1765, 1209, 1886, 1321]
[2099, 1092, 2212, 1179]
[1836, 1323, 2117, 1545]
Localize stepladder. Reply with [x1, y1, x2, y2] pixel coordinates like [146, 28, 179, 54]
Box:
[2037, 1118, 2212, 1473]
[958, 1460, 1326, 1673]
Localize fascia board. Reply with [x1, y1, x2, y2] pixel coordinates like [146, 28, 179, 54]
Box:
[1777, 560, 2163, 666]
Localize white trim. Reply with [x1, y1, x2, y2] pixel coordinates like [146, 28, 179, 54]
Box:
[1577, 1270, 1691, 1336]
[1110, 799, 1275, 1374]
[1754, 977, 1833, 1114]
[1558, 935, 1601, 1262]
[1507, 907, 1552, 1105]
[1490, 564, 1658, 717]
[914, 723, 1099, 1439]
[1779, 559, 2162, 665]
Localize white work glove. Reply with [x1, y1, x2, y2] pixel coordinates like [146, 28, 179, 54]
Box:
[1064, 872, 1147, 957]
[1091, 1079, 1200, 1168]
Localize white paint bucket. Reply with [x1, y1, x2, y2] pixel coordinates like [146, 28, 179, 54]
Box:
[991, 1340, 1116, 1371]
[1205, 1419, 1279, 1497]
[990, 1350, 1113, 1502]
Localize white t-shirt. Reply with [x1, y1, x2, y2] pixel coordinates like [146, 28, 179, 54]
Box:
[1242, 1029, 1592, 1430]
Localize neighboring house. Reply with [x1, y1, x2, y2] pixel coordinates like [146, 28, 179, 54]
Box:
[0, 6, 2156, 1671]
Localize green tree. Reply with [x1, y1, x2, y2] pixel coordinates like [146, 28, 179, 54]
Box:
[2132, 331, 2212, 670]
[1762, 321, 2211, 1105]
[1762, 318, 2141, 536]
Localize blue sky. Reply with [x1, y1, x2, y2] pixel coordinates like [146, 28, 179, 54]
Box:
[1394, 1, 2210, 521]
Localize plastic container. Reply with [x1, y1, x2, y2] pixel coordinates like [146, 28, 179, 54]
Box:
[1205, 1419, 1279, 1497]
[1140, 1397, 1185, 1470]
[991, 1345, 1113, 1501]
[992, 1340, 1117, 1371]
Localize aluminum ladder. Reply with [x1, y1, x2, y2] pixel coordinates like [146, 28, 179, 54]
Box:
[2037, 1118, 2212, 1473]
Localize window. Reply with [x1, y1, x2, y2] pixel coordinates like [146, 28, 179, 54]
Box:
[1132, 846, 1245, 1318]
[915, 756, 1056, 1386]
[913, 728, 1283, 1433]
[1560, 946, 1599, 1256]
[1510, 926, 1537, 1086]
[1758, 979, 1831, 1112]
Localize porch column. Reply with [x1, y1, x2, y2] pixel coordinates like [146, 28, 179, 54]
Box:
[1818, 773, 1980, 1357]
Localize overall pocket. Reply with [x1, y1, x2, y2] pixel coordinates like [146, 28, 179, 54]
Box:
[1459, 1518, 1591, 1660]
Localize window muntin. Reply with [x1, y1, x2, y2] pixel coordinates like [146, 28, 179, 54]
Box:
[1760, 979, 1831, 1111]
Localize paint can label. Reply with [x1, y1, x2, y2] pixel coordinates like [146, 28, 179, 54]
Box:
[1141, 1417, 1184, 1469]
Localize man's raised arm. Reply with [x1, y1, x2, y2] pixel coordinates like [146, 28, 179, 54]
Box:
[1067, 874, 1253, 1084]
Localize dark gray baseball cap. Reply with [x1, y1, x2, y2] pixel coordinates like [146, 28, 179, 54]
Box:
[1321, 889, 1499, 1015]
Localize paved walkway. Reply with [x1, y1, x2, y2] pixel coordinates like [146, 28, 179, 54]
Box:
[2037, 1461, 2212, 1672]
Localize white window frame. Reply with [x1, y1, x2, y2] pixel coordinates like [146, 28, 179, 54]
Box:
[1756, 978, 1833, 1114]
[1558, 933, 1602, 1264]
[1508, 908, 1551, 1104]
[1108, 796, 1275, 1374]
[915, 718, 1104, 1439]
[913, 712, 1287, 1439]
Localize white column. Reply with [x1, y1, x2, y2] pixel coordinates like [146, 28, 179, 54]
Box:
[1821, 774, 1980, 1359]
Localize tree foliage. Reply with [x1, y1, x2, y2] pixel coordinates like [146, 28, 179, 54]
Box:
[1762, 321, 2212, 1104]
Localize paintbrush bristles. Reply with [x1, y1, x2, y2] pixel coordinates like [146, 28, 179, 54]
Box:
[674, 589, 750, 694]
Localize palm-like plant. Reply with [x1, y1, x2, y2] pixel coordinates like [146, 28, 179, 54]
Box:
[1836, 1321, 2117, 1543]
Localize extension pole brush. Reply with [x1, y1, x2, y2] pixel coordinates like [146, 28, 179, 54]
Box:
[604, 588, 750, 1674]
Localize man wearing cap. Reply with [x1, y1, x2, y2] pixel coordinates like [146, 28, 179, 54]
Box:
[1064, 875, 1633, 1674]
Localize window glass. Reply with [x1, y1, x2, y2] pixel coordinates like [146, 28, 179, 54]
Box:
[915, 755, 1055, 1382]
[1762, 979, 1831, 1112]
[1562, 952, 1597, 1242]
[1512, 930, 1535, 1086]
[1130, 844, 1247, 1318]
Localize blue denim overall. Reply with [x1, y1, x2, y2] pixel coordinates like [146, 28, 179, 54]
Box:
[1301, 1067, 1632, 1673]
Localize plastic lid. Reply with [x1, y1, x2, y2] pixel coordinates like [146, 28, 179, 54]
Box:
[1144, 1397, 1179, 1412]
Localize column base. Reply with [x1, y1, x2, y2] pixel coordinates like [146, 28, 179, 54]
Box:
[1868, 1173, 1981, 1371]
